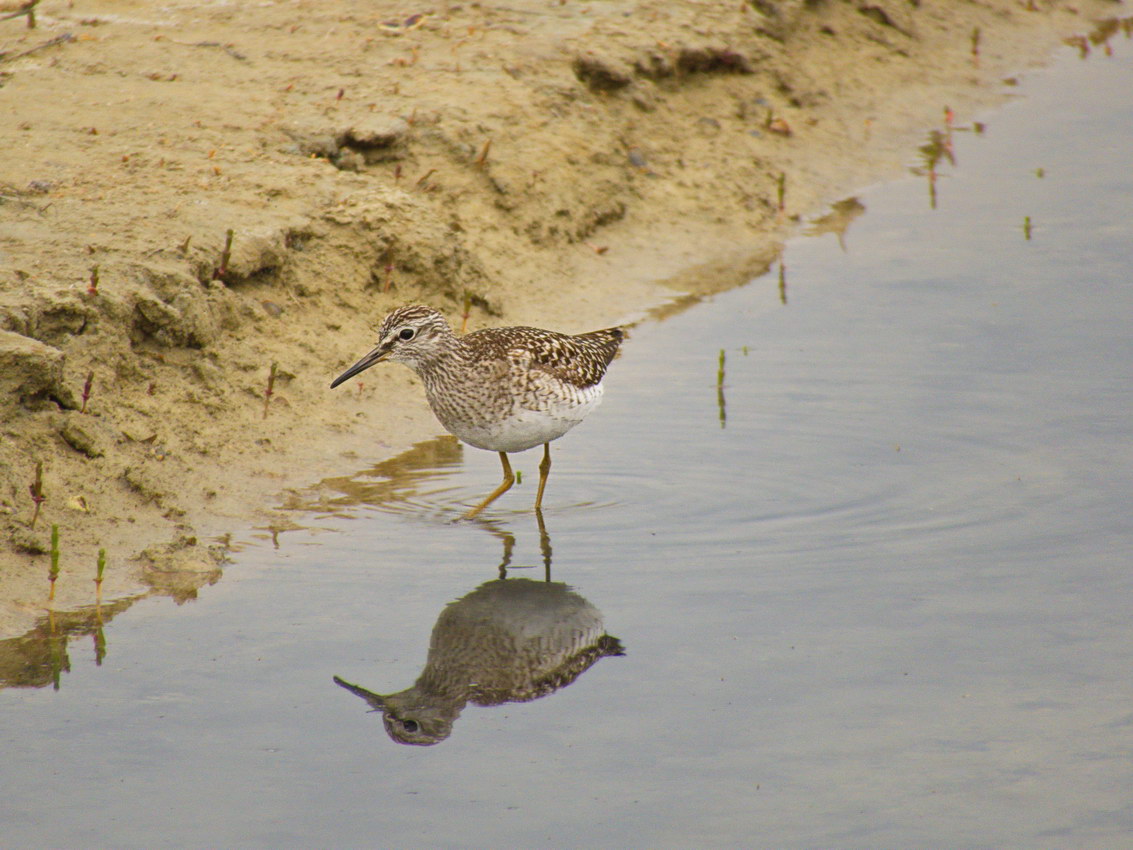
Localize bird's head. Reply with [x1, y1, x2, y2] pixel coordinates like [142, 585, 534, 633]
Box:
[330, 305, 452, 388]
[333, 675, 458, 746]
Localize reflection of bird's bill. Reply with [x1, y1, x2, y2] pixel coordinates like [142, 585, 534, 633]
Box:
[330, 345, 388, 388]
[333, 675, 385, 710]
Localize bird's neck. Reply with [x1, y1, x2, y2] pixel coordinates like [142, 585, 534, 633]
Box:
[410, 333, 472, 382]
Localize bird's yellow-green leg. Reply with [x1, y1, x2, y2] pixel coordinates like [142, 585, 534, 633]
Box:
[465, 451, 515, 519]
[534, 442, 552, 510]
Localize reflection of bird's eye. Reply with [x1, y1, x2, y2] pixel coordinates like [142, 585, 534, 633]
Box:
[399, 327, 415, 341]
[402, 719, 419, 733]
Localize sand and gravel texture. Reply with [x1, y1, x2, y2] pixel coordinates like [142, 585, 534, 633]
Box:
[0, 0, 1121, 639]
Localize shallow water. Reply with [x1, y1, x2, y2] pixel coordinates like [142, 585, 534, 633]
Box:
[4, 33, 1133, 849]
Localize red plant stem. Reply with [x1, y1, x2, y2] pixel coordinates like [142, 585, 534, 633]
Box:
[81, 371, 94, 414]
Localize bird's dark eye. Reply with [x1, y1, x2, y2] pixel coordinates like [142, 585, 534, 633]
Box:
[398, 327, 416, 341]
[402, 719, 419, 733]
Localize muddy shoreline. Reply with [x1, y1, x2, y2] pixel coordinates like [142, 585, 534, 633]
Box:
[0, 0, 1122, 640]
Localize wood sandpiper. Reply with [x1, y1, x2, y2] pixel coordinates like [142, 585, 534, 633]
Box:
[330, 305, 625, 518]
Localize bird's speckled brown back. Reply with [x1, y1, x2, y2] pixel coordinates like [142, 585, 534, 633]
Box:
[462, 324, 625, 389]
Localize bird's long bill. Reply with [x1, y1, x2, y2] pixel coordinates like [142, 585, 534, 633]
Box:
[333, 675, 387, 710]
[329, 345, 387, 389]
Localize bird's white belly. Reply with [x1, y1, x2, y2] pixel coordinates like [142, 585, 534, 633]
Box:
[444, 382, 604, 453]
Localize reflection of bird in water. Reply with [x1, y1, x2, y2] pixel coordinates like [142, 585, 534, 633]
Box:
[329, 305, 625, 518]
[334, 578, 625, 745]
[803, 196, 865, 251]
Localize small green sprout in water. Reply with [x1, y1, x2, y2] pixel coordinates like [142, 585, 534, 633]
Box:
[917, 130, 954, 210]
[1035, 167, 1045, 178]
[515, 470, 523, 485]
[1023, 216, 1033, 241]
[95, 548, 107, 601]
[48, 524, 60, 601]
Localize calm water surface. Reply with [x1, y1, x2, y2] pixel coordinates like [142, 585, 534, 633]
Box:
[3, 36, 1132, 849]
